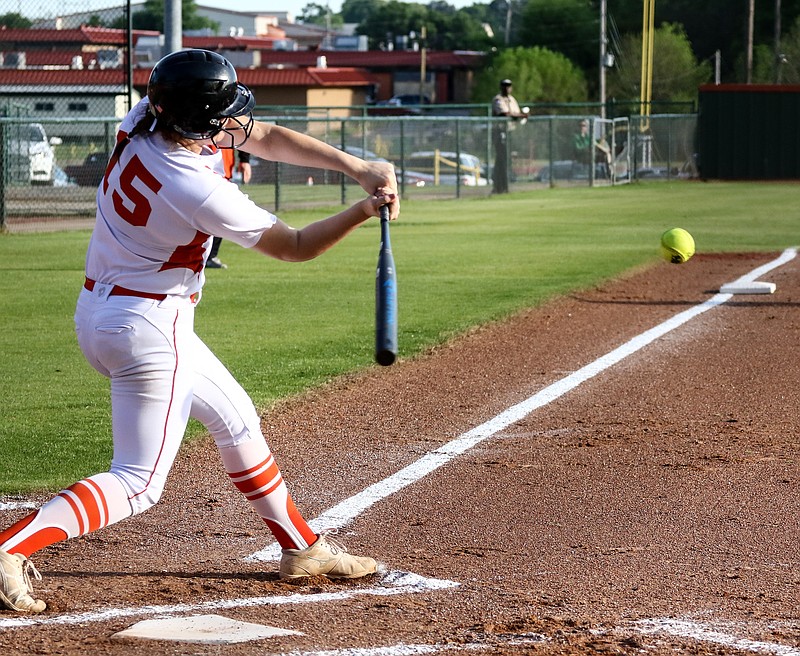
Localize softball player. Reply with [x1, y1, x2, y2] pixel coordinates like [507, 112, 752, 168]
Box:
[0, 49, 398, 613]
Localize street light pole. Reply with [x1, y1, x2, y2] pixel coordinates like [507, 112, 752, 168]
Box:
[599, 0, 607, 118]
[164, 0, 182, 57]
[775, 0, 783, 83]
[746, 0, 755, 83]
[419, 25, 427, 103]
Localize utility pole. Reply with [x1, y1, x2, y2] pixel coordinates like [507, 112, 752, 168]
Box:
[775, 0, 783, 83]
[419, 25, 427, 103]
[599, 0, 607, 118]
[746, 0, 755, 83]
[164, 0, 182, 57]
[504, 0, 512, 46]
[126, 0, 133, 111]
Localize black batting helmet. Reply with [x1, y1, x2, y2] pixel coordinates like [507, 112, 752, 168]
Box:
[147, 49, 255, 141]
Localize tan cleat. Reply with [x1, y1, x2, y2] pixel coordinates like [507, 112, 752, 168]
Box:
[0, 549, 46, 613]
[279, 531, 378, 580]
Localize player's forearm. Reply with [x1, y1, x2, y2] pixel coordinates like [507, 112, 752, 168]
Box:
[243, 122, 364, 178]
[253, 201, 372, 263]
[241, 123, 399, 219]
[296, 204, 372, 260]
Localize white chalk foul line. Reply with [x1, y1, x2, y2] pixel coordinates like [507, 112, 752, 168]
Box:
[247, 248, 798, 562]
[0, 570, 457, 630]
[634, 618, 800, 656]
[0, 501, 37, 511]
[281, 635, 548, 656]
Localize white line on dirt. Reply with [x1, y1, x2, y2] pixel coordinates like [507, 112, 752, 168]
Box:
[634, 618, 800, 655]
[248, 248, 798, 562]
[281, 635, 548, 656]
[0, 570, 457, 630]
[3, 250, 796, 655]
[0, 501, 37, 511]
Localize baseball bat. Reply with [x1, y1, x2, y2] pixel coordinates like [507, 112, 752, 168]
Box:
[375, 204, 398, 366]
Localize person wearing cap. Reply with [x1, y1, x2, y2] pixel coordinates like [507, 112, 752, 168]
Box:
[491, 79, 529, 194]
[573, 118, 611, 180]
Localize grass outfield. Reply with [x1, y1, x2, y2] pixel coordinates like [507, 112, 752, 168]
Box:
[1, 181, 797, 493]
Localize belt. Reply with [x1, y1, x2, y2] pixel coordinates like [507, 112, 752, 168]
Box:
[84, 277, 167, 301]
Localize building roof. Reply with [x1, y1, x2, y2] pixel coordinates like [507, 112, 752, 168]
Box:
[0, 68, 146, 90]
[0, 25, 159, 45]
[182, 34, 284, 50]
[239, 67, 375, 87]
[254, 49, 486, 69]
[0, 66, 374, 90]
[195, 4, 293, 22]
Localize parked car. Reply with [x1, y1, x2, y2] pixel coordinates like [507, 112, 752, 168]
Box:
[244, 144, 430, 187]
[378, 94, 430, 107]
[340, 145, 430, 187]
[401, 151, 488, 186]
[4, 123, 61, 185]
[339, 145, 390, 163]
[368, 94, 431, 116]
[53, 165, 77, 188]
[64, 151, 110, 187]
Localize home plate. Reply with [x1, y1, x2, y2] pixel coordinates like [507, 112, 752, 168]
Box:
[111, 614, 302, 644]
[719, 281, 776, 294]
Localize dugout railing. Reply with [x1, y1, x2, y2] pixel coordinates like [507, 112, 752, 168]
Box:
[0, 113, 698, 232]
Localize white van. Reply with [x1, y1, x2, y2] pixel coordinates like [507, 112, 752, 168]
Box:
[6, 123, 61, 185]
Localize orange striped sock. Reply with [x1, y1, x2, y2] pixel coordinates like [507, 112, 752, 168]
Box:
[0, 473, 132, 557]
[222, 442, 316, 550]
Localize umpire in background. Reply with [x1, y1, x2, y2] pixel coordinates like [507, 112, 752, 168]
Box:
[491, 79, 529, 194]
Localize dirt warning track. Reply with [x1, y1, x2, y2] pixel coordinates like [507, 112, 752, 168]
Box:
[1, 251, 799, 655]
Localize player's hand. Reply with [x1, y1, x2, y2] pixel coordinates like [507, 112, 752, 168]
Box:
[238, 161, 252, 184]
[360, 192, 398, 220]
[354, 161, 399, 220]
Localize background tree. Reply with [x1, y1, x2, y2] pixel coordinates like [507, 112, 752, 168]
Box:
[0, 12, 32, 28]
[481, 0, 525, 47]
[356, 0, 489, 51]
[607, 23, 711, 105]
[112, 0, 219, 32]
[425, 8, 494, 50]
[340, 0, 385, 24]
[357, 0, 426, 49]
[776, 15, 800, 82]
[471, 46, 588, 105]
[299, 3, 344, 27]
[517, 0, 599, 73]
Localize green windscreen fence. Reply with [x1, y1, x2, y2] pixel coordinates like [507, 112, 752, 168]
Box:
[697, 84, 800, 180]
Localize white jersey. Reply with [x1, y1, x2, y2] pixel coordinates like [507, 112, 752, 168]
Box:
[85, 99, 277, 297]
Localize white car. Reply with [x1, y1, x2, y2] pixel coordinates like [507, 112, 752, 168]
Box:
[403, 151, 488, 186]
[7, 123, 61, 185]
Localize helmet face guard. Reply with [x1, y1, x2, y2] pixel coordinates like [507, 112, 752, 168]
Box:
[205, 110, 255, 150]
[148, 49, 256, 147]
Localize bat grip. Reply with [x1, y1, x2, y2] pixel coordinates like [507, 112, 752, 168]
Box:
[379, 204, 391, 222]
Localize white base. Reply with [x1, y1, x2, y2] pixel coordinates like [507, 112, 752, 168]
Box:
[720, 281, 776, 294]
[112, 613, 302, 644]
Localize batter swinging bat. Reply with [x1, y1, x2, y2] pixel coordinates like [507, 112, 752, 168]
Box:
[375, 204, 397, 366]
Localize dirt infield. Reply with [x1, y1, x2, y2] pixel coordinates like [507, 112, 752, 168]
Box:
[1, 251, 798, 655]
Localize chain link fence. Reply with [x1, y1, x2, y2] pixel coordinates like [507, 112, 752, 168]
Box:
[0, 2, 697, 231]
[0, 112, 698, 231]
[0, 0, 132, 231]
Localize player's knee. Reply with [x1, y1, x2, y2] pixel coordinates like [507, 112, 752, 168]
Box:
[110, 466, 166, 515]
[128, 485, 164, 515]
[210, 408, 263, 450]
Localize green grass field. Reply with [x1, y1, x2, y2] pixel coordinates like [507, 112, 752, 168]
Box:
[1, 181, 797, 493]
